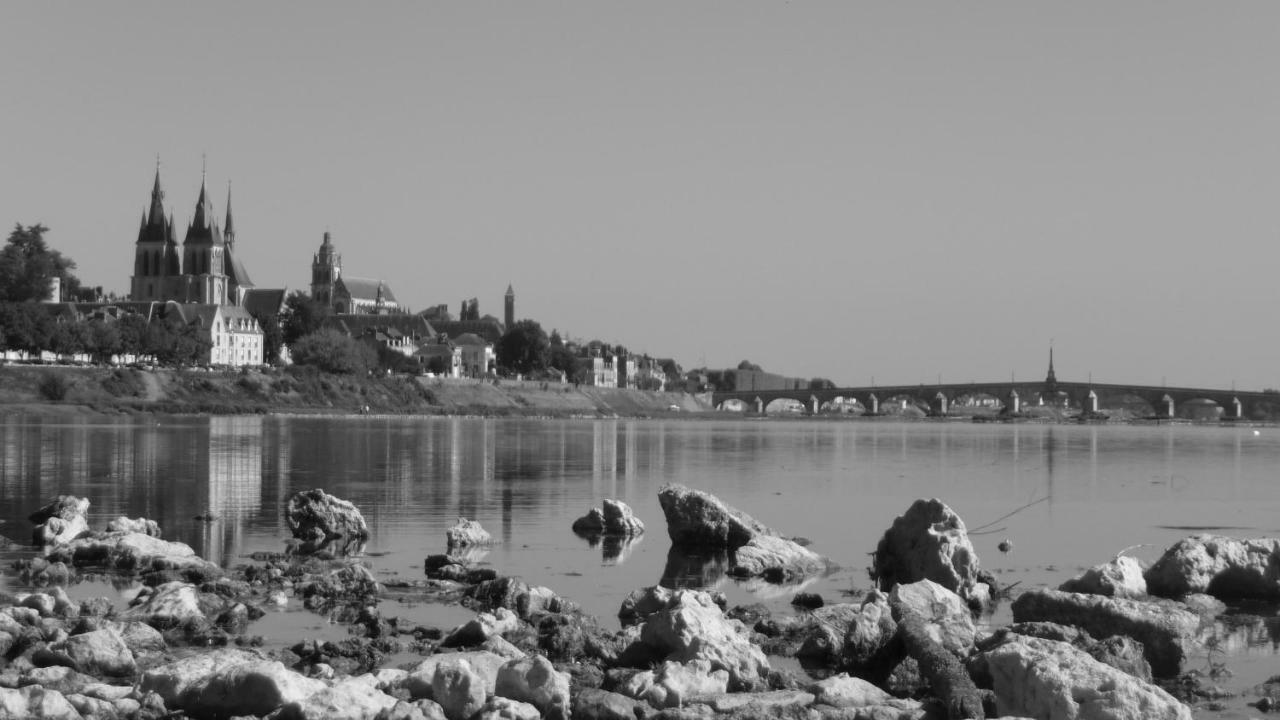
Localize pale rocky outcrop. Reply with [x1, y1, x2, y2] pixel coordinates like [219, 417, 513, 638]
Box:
[872, 498, 982, 599]
[29, 496, 90, 547]
[630, 589, 768, 690]
[729, 534, 827, 581]
[37, 627, 136, 677]
[139, 648, 325, 719]
[494, 655, 570, 720]
[270, 675, 400, 720]
[1011, 588, 1199, 678]
[841, 591, 900, 675]
[1144, 534, 1280, 600]
[403, 651, 508, 701]
[431, 658, 489, 720]
[888, 579, 975, 656]
[446, 518, 493, 548]
[618, 659, 730, 709]
[443, 608, 521, 648]
[977, 635, 1191, 720]
[105, 516, 161, 537]
[1060, 556, 1147, 598]
[0, 685, 83, 720]
[570, 688, 648, 720]
[572, 499, 645, 536]
[46, 531, 216, 575]
[808, 673, 923, 712]
[473, 696, 541, 720]
[123, 581, 207, 626]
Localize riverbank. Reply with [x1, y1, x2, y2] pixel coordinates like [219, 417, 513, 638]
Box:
[0, 365, 714, 418]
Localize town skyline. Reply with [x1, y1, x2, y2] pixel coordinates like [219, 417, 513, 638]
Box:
[6, 4, 1280, 389]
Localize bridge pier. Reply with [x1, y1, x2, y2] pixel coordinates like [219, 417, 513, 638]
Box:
[1161, 394, 1175, 418]
[1008, 390, 1020, 414]
[754, 396, 763, 414]
[1231, 396, 1243, 419]
[1086, 390, 1098, 414]
[868, 393, 879, 414]
[932, 392, 949, 416]
[810, 395, 819, 414]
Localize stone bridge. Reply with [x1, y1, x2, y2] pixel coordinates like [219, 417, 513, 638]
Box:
[711, 380, 1280, 420]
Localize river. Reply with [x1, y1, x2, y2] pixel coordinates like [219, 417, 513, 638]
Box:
[2, 414, 1279, 701]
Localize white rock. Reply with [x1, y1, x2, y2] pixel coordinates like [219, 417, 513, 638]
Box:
[980, 635, 1192, 720]
[730, 534, 827, 580]
[272, 676, 400, 719]
[431, 658, 488, 720]
[1060, 556, 1148, 598]
[124, 581, 205, 625]
[494, 655, 570, 720]
[44, 627, 136, 677]
[621, 659, 729, 709]
[446, 518, 493, 548]
[888, 579, 976, 655]
[873, 498, 981, 598]
[105, 516, 161, 537]
[473, 696, 541, 720]
[404, 651, 507, 701]
[1145, 534, 1280, 600]
[636, 589, 769, 690]
[138, 648, 325, 718]
[0, 685, 83, 720]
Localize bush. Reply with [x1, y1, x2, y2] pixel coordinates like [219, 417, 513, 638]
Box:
[38, 372, 70, 401]
[290, 329, 376, 375]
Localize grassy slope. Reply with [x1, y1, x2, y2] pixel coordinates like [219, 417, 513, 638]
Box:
[0, 365, 711, 417]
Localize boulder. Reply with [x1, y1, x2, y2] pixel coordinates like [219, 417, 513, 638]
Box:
[1144, 534, 1280, 600]
[794, 603, 863, 664]
[404, 651, 507, 701]
[38, 628, 136, 677]
[270, 675, 400, 720]
[977, 635, 1191, 720]
[139, 648, 325, 719]
[1011, 588, 1199, 678]
[872, 498, 981, 598]
[618, 659, 729, 709]
[29, 496, 91, 548]
[633, 589, 769, 690]
[841, 591, 899, 676]
[657, 484, 772, 548]
[46, 531, 216, 575]
[124, 581, 207, 626]
[602, 500, 645, 536]
[888, 579, 975, 656]
[570, 508, 606, 535]
[618, 585, 676, 627]
[286, 489, 370, 544]
[1060, 556, 1147, 598]
[702, 690, 815, 713]
[809, 673, 894, 708]
[494, 655, 570, 720]
[105, 517, 161, 537]
[18, 666, 99, 696]
[431, 658, 489, 720]
[443, 609, 521, 648]
[571, 688, 647, 720]
[0, 685, 83, 720]
[729, 534, 827, 581]
[473, 696, 541, 720]
[446, 518, 493, 548]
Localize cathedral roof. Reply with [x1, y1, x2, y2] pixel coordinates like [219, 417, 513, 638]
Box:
[225, 248, 254, 288]
[185, 177, 224, 246]
[336, 277, 397, 303]
[243, 288, 287, 317]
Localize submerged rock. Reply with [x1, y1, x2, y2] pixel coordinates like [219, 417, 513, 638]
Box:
[447, 518, 493, 549]
[105, 516, 161, 537]
[1060, 555, 1148, 598]
[572, 499, 645, 538]
[1011, 588, 1199, 679]
[29, 496, 90, 547]
[872, 498, 982, 599]
[728, 534, 827, 581]
[1144, 534, 1280, 600]
[976, 634, 1191, 720]
[657, 484, 771, 548]
[286, 489, 370, 554]
[46, 531, 218, 577]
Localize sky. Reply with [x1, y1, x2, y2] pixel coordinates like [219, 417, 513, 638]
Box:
[4, 3, 1280, 389]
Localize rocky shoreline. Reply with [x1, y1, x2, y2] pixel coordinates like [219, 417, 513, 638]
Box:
[4, 486, 1280, 719]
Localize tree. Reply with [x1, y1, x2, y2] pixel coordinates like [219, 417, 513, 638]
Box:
[549, 329, 563, 347]
[0, 224, 81, 302]
[291, 329, 376, 375]
[0, 302, 54, 353]
[549, 345, 578, 378]
[496, 319, 550, 375]
[250, 309, 284, 365]
[737, 360, 763, 372]
[809, 378, 836, 390]
[281, 291, 331, 347]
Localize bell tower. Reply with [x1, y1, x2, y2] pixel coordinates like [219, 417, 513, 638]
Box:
[311, 231, 341, 306]
[504, 283, 515, 329]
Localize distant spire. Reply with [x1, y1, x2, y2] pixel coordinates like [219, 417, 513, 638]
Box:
[505, 283, 514, 296]
[1045, 343, 1058, 386]
[191, 171, 212, 231]
[223, 181, 235, 243]
[148, 163, 166, 225]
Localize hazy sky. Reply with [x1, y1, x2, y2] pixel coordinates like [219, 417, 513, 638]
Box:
[4, 3, 1280, 389]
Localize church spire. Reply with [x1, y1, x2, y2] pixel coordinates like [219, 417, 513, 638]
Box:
[223, 181, 235, 247]
[148, 163, 166, 226]
[191, 171, 213, 232]
[1045, 343, 1058, 388]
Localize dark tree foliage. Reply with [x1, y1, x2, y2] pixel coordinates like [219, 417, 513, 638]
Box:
[250, 309, 284, 365]
[496, 319, 550, 375]
[291, 329, 376, 375]
[0, 302, 54, 352]
[549, 329, 563, 347]
[281, 291, 331, 347]
[809, 378, 836, 390]
[0, 224, 81, 302]
[548, 345, 580, 380]
[737, 360, 763, 372]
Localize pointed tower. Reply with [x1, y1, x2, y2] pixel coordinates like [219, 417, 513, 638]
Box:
[182, 169, 228, 304]
[311, 231, 342, 307]
[1044, 345, 1058, 392]
[223, 183, 235, 251]
[504, 283, 515, 329]
[131, 164, 180, 301]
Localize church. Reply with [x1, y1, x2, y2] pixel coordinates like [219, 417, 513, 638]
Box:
[126, 165, 270, 366]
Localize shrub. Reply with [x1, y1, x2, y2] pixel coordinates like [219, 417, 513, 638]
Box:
[290, 330, 376, 375]
[38, 372, 70, 401]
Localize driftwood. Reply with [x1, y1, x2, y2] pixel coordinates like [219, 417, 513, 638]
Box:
[898, 612, 986, 720]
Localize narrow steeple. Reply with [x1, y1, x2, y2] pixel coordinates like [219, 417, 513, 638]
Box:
[223, 181, 235, 248]
[1045, 343, 1058, 388]
[148, 163, 166, 226]
[191, 174, 212, 232]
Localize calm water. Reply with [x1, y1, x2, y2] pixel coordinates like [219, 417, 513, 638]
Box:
[2, 415, 1279, 696]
